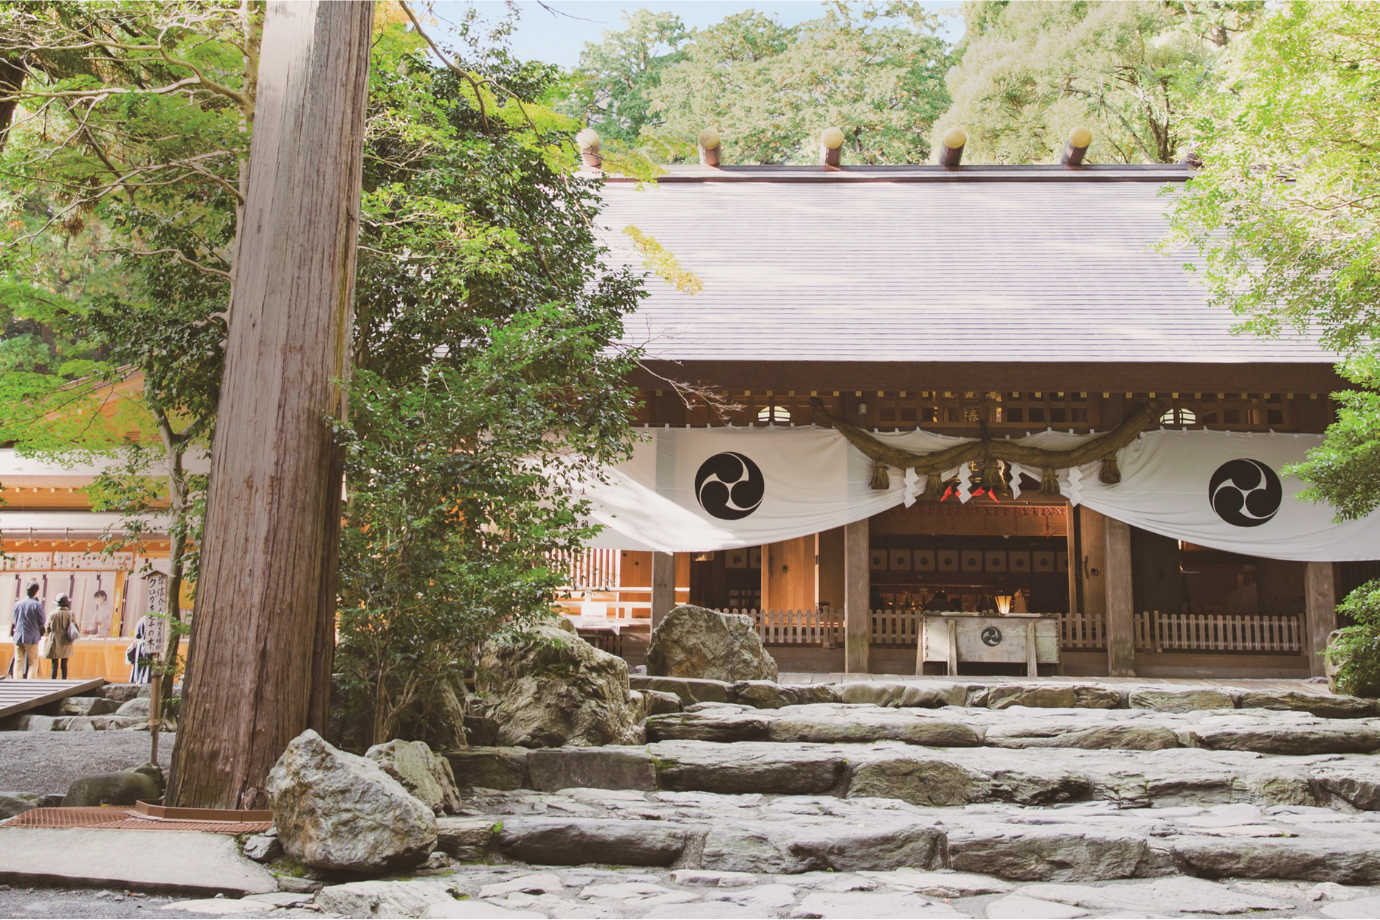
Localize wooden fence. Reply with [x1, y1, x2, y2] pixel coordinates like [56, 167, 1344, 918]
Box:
[1058, 611, 1106, 649]
[551, 548, 620, 592]
[716, 607, 1301, 655]
[718, 608, 919, 647]
[1134, 610, 1303, 653]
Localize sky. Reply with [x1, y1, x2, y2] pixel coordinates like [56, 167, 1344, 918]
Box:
[440, 1, 964, 69]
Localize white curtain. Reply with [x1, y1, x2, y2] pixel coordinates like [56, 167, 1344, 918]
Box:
[581, 426, 1380, 561]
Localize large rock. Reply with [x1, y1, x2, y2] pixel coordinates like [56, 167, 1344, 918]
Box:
[266, 729, 437, 874]
[0, 792, 41, 819]
[477, 620, 641, 748]
[115, 697, 151, 718]
[63, 769, 160, 808]
[57, 696, 121, 716]
[645, 605, 777, 683]
[366, 739, 462, 816]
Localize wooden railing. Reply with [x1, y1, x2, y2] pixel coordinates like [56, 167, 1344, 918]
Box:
[871, 609, 920, 646]
[720, 608, 920, 648]
[1135, 610, 1302, 653]
[1059, 611, 1106, 649]
[551, 548, 620, 592]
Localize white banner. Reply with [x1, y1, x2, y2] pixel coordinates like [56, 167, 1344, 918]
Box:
[584, 427, 1380, 562]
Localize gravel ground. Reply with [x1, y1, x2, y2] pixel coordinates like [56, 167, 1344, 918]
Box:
[0, 885, 206, 919]
[0, 732, 173, 796]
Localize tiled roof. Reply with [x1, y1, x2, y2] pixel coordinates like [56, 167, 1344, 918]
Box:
[595, 165, 1332, 365]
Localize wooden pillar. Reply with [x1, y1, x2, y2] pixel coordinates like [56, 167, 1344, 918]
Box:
[1305, 561, 1337, 678]
[651, 552, 676, 628]
[763, 537, 815, 611]
[844, 518, 870, 673]
[1104, 515, 1136, 677]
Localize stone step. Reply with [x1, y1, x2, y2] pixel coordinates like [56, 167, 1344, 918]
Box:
[244, 862, 1380, 920]
[632, 676, 1380, 718]
[7, 714, 146, 731]
[448, 739, 1380, 811]
[646, 700, 1380, 755]
[437, 786, 1380, 884]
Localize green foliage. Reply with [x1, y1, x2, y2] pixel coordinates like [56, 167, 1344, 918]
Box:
[935, 0, 1261, 164]
[1165, 2, 1380, 521]
[333, 18, 641, 747]
[559, 9, 688, 145]
[567, 2, 951, 165]
[1328, 580, 1380, 697]
[0, 1, 251, 630]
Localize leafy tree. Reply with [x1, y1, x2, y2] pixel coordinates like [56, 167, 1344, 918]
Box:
[334, 10, 642, 747]
[0, 1, 253, 651]
[1165, 1, 1380, 520]
[568, 2, 951, 165]
[934, 1, 1261, 164]
[1328, 580, 1380, 697]
[559, 9, 687, 147]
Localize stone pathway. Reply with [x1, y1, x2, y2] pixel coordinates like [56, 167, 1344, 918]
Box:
[162, 863, 1380, 918]
[30, 676, 1380, 919]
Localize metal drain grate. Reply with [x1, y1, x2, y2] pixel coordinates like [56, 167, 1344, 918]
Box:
[3, 807, 269, 834]
[4, 807, 130, 828]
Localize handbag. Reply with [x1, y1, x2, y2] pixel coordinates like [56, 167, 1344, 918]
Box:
[125, 641, 138, 665]
[37, 633, 54, 659]
[66, 620, 80, 642]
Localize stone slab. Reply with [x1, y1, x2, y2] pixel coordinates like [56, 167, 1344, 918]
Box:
[447, 748, 529, 791]
[630, 676, 736, 705]
[496, 817, 688, 866]
[0, 827, 278, 896]
[527, 748, 656, 793]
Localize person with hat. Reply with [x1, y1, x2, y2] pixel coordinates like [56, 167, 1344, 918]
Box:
[44, 593, 78, 680]
[10, 580, 46, 679]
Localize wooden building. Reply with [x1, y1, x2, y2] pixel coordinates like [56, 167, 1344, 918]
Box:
[562, 161, 1380, 679]
[1, 372, 195, 680]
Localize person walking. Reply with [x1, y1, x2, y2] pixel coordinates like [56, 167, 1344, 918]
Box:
[45, 594, 78, 680]
[10, 581, 46, 679]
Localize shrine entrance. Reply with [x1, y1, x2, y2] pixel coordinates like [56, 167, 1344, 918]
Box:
[868, 499, 1071, 616]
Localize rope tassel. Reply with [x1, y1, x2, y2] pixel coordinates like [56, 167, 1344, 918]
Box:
[1099, 453, 1121, 484]
[981, 461, 1005, 493]
[870, 460, 890, 490]
[1039, 467, 1061, 496]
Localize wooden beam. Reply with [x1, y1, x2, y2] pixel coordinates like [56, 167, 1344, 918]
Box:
[628, 361, 1345, 398]
[651, 552, 676, 628]
[1304, 562, 1337, 678]
[844, 519, 870, 673]
[1104, 515, 1136, 677]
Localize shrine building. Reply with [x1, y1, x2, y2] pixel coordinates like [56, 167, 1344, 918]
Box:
[562, 144, 1380, 680]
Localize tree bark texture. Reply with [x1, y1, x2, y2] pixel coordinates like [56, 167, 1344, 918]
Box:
[167, 0, 372, 809]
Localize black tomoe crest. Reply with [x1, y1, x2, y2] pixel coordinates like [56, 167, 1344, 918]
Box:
[695, 452, 765, 520]
[1209, 459, 1283, 527]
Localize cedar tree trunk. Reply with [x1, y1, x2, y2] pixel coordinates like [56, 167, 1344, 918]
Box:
[166, 0, 372, 809]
